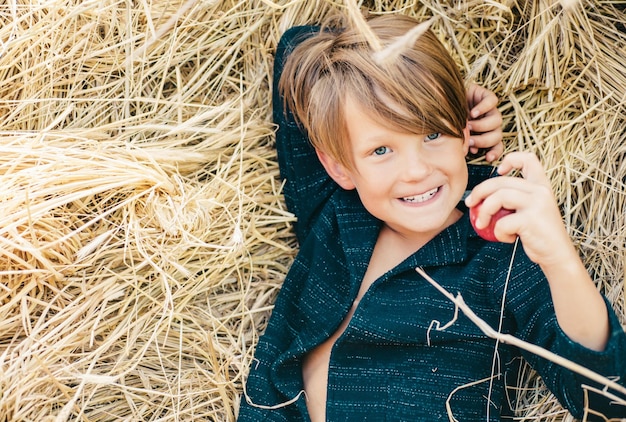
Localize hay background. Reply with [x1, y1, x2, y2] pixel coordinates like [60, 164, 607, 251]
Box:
[0, 0, 624, 421]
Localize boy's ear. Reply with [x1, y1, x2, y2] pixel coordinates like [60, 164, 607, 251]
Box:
[315, 149, 356, 190]
[462, 124, 471, 155]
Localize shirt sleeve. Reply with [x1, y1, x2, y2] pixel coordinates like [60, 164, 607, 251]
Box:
[272, 26, 338, 244]
[495, 246, 626, 420]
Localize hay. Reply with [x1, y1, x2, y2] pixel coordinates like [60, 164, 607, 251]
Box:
[0, 0, 624, 421]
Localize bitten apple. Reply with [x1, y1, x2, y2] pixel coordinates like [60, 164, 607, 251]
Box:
[469, 201, 514, 242]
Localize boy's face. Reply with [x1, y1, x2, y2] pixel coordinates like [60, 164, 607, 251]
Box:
[318, 96, 470, 244]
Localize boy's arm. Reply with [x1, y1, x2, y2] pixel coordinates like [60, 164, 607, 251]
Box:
[468, 152, 626, 417]
[273, 26, 338, 243]
[466, 152, 613, 350]
[493, 246, 626, 419]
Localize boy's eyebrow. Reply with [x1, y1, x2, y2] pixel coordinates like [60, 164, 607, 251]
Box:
[358, 134, 390, 145]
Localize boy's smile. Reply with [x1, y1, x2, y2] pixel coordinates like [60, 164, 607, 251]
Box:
[318, 96, 470, 247]
[401, 186, 439, 203]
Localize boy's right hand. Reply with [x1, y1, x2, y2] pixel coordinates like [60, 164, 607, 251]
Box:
[466, 84, 503, 162]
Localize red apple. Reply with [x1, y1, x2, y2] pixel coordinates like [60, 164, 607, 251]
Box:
[469, 201, 514, 242]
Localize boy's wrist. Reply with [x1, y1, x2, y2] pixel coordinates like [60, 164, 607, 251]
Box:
[537, 242, 585, 279]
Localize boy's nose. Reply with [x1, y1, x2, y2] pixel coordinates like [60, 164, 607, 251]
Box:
[399, 150, 431, 181]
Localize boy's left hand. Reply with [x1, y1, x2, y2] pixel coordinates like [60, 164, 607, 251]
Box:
[465, 152, 576, 267]
[466, 83, 503, 162]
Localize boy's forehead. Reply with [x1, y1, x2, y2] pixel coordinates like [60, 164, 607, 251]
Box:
[372, 85, 413, 118]
[343, 94, 409, 140]
[343, 90, 420, 133]
[343, 89, 459, 139]
[344, 88, 410, 121]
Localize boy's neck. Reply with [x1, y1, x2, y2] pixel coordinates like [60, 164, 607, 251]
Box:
[377, 207, 464, 261]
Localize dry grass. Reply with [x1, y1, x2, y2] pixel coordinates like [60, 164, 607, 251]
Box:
[0, 0, 624, 421]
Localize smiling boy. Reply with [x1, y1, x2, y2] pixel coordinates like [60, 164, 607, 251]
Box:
[238, 13, 626, 422]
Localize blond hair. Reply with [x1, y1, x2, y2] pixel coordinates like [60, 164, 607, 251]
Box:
[279, 14, 468, 169]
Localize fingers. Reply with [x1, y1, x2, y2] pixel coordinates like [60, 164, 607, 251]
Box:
[496, 151, 551, 186]
[485, 144, 504, 163]
[465, 175, 537, 211]
[466, 176, 555, 246]
[465, 152, 576, 265]
[465, 152, 552, 211]
[468, 130, 504, 162]
[466, 84, 503, 162]
[468, 109, 501, 134]
[467, 83, 498, 118]
[464, 152, 557, 242]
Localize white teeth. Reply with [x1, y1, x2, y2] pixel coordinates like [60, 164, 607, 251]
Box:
[403, 187, 438, 203]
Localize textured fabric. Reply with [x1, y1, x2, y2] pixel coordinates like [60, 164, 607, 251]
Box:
[237, 26, 626, 421]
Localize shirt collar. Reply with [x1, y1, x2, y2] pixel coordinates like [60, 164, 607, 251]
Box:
[336, 190, 480, 277]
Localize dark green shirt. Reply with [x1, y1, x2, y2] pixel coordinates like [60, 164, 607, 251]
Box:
[237, 26, 626, 421]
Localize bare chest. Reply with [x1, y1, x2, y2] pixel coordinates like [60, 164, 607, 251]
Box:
[301, 230, 420, 421]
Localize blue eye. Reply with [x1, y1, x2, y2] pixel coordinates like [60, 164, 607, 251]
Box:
[373, 146, 390, 156]
[426, 133, 441, 141]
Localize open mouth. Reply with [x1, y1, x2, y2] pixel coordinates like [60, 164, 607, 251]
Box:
[402, 187, 439, 203]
